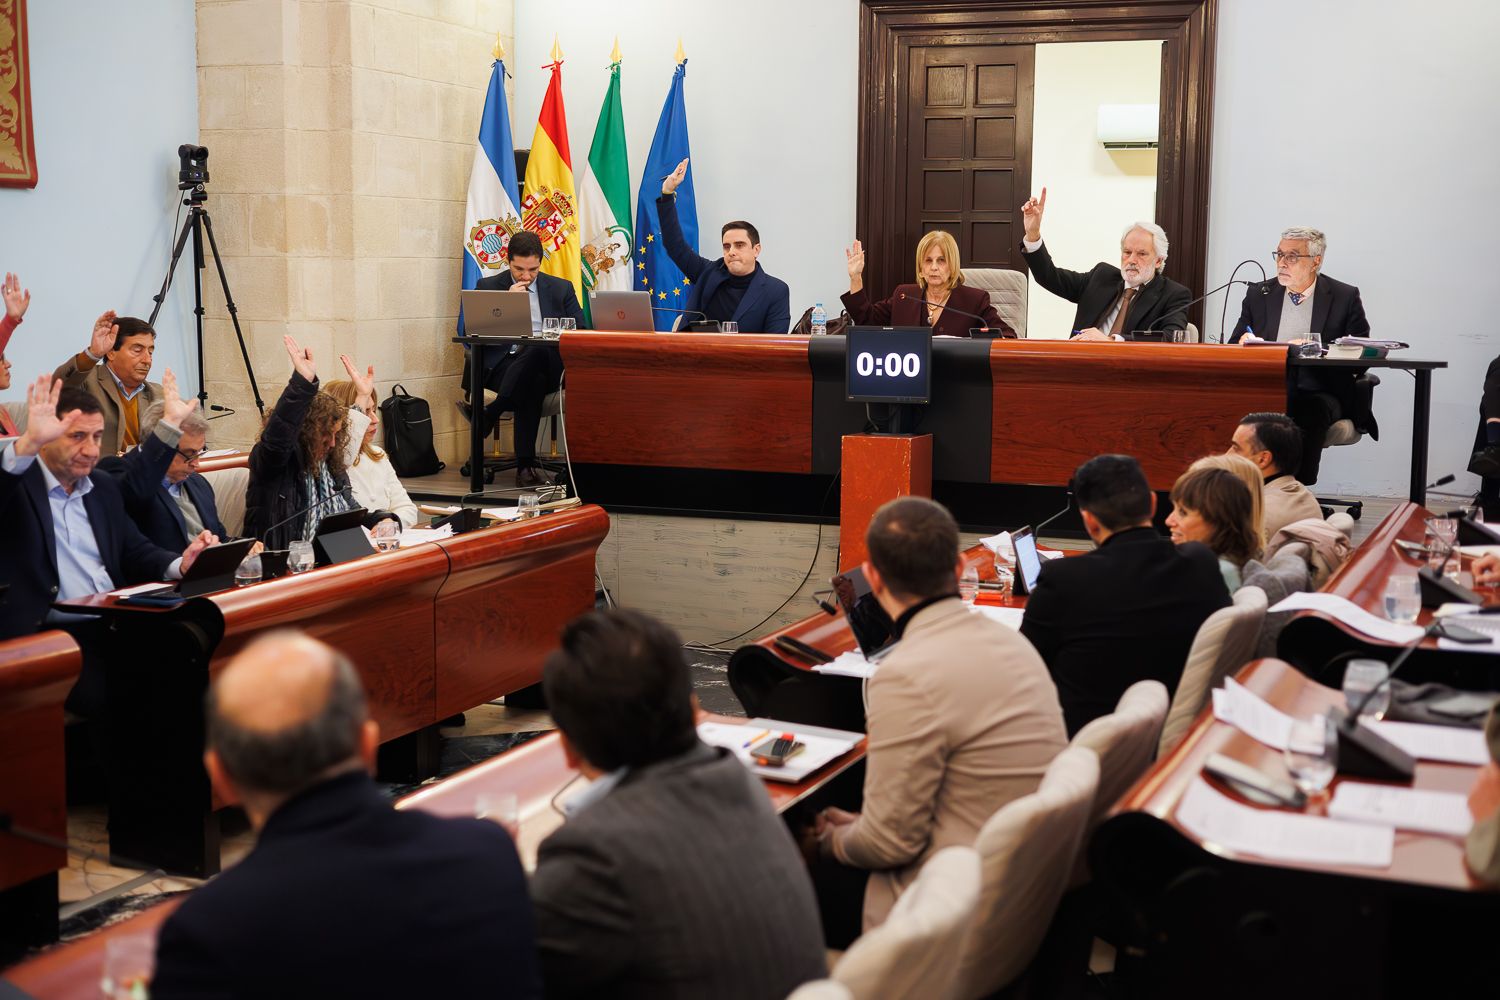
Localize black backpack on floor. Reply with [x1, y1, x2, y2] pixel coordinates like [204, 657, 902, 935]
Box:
[380, 383, 445, 477]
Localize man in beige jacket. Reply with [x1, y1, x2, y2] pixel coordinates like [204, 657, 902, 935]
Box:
[816, 496, 1067, 935]
[54, 311, 161, 456]
[1230, 412, 1322, 537]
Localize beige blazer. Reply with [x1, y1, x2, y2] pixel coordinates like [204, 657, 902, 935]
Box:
[829, 597, 1068, 929]
[1262, 475, 1322, 539]
[53, 353, 161, 457]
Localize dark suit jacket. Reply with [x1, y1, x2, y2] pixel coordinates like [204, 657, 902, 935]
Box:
[153, 771, 540, 1000]
[1019, 526, 1230, 737]
[840, 283, 1017, 337]
[656, 194, 792, 333]
[0, 446, 176, 641]
[531, 743, 826, 1000]
[96, 431, 228, 550]
[1020, 241, 1191, 338]
[1229, 273, 1374, 430]
[474, 269, 583, 393]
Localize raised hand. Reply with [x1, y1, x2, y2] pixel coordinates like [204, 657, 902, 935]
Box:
[339, 353, 376, 407]
[661, 157, 689, 196]
[15, 374, 84, 456]
[1021, 187, 1047, 242]
[180, 530, 220, 575]
[89, 310, 119, 360]
[160, 367, 199, 428]
[2, 273, 30, 322]
[845, 239, 866, 294]
[284, 334, 316, 382]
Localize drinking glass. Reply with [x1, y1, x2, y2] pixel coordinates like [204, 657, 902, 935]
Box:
[1283, 715, 1337, 798]
[559, 317, 577, 334]
[287, 540, 315, 575]
[234, 553, 262, 587]
[1169, 328, 1191, 343]
[373, 519, 400, 552]
[476, 791, 520, 839]
[1425, 516, 1458, 572]
[1296, 331, 1323, 358]
[958, 565, 979, 604]
[1382, 573, 1420, 624]
[1342, 658, 1391, 720]
[102, 934, 155, 1000]
[720, 321, 739, 334]
[541, 317, 561, 340]
[517, 493, 540, 519]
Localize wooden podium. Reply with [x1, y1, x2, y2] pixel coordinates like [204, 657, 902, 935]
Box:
[838, 434, 933, 571]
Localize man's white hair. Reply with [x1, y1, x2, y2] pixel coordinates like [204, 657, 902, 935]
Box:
[1121, 221, 1169, 271]
[1280, 226, 1326, 258]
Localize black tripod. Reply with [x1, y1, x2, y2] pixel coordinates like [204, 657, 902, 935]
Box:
[148, 150, 264, 419]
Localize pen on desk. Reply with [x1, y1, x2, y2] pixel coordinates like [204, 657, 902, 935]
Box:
[976, 580, 1005, 591]
[741, 729, 770, 749]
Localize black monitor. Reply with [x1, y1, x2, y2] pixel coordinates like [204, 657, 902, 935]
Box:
[845, 326, 932, 405]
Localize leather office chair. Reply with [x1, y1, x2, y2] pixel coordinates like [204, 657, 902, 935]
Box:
[1317, 372, 1381, 520]
[1185, 321, 1200, 343]
[805, 846, 982, 1000]
[959, 268, 1027, 338]
[457, 388, 567, 486]
[202, 465, 249, 537]
[950, 747, 1100, 999]
[1158, 586, 1268, 755]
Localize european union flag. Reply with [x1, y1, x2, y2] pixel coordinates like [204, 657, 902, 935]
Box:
[634, 61, 696, 331]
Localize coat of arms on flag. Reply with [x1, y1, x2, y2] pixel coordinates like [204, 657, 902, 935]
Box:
[466, 215, 523, 271]
[521, 184, 578, 254]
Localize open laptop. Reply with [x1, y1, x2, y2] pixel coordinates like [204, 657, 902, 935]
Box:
[590, 290, 656, 332]
[460, 290, 537, 338]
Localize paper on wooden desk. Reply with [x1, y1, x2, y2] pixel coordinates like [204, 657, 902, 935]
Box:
[969, 604, 1025, 630]
[1268, 591, 1426, 643]
[1177, 777, 1393, 868]
[813, 650, 876, 679]
[1361, 719, 1489, 765]
[1211, 677, 1294, 750]
[1329, 782, 1473, 837]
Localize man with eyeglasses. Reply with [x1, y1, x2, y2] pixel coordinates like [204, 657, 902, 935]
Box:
[97, 367, 231, 549]
[1230, 227, 1372, 485]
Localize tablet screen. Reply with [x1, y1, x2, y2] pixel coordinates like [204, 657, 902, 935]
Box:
[1013, 528, 1043, 593]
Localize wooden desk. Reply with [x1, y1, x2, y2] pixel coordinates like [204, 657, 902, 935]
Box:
[1277, 502, 1500, 689]
[1, 897, 181, 998]
[0, 632, 81, 962]
[54, 506, 610, 878]
[1091, 658, 1496, 998]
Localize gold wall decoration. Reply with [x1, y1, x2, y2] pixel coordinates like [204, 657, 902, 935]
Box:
[0, 0, 38, 188]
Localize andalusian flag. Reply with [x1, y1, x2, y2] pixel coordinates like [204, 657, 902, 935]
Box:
[577, 46, 632, 325]
[522, 40, 582, 303]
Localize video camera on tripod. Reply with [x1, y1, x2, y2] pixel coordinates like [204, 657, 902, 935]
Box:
[177, 144, 210, 200]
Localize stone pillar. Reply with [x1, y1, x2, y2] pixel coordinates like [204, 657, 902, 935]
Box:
[195, 0, 514, 464]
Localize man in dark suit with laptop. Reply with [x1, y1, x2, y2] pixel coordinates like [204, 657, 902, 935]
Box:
[474, 229, 586, 487]
[1019, 186, 1191, 341]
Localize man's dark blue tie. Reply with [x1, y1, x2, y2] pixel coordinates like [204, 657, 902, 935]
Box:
[1289, 291, 1305, 306]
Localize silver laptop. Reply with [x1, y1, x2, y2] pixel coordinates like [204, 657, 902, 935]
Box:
[590, 290, 655, 332]
[460, 290, 536, 338]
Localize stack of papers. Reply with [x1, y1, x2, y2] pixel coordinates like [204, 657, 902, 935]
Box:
[1361, 719, 1489, 765]
[977, 531, 1065, 561]
[1268, 592, 1426, 643]
[1177, 778, 1393, 868]
[398, 525, 455, 547]
[1328, 783, 1473, 837]
[812, 650, 876, 679]
[969, 604, 1025, 630]
[697, 718, 861, 783]
[1211, 677, 1295, 749]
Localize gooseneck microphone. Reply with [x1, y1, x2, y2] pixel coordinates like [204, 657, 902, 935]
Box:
[1131, 278, 1257, 341]
[259, 487, 354, 541]
[896, 292, 994, 334]
[650, 305, 714, 330]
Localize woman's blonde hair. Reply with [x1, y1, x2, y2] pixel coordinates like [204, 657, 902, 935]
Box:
[1189, 453, 1266, 548]
[914, 230, 964, 292]
[1171, 459, 1263, 567]
[322, 379, 385, 465]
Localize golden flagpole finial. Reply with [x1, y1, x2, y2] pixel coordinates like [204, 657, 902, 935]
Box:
[610, 36, 622, 63]
[492, 33, 506, 61]
[674, 38, 686, 63]
[551, 35, 563, 64]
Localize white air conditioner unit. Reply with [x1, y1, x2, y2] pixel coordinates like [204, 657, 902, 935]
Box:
[1097, 104, 1159, 149]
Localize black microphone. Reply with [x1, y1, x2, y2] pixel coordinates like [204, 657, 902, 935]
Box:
[1, 812, 163, 880]
[896, 292, 995, 334]
[1330, 620, 1438, 782]
[1011, 490, 1072, 536]
[259, 487, 353, 541]
[651, 305, 715, 330]
[1429, 473, 1457, 490]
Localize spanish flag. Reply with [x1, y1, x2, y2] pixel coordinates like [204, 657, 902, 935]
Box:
[522, 41, 582, 304]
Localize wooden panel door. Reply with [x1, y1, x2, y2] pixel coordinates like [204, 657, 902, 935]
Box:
[904, 44, 1034, 274]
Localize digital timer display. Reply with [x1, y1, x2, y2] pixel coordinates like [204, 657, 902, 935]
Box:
[845, 326, 932, 404]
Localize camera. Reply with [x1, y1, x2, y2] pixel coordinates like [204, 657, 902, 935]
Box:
[177, 144, 209, 196]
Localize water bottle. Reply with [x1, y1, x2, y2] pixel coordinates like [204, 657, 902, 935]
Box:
[811, 303, 828, 336]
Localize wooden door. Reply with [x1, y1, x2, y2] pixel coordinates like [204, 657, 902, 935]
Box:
[904, 44, 1034, 276]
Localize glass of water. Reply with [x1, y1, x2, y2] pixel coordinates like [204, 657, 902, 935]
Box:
[102, 933, 156, 1000]
[1342, 658, 1391, 720]
[517, 493, 540, 519]
[1297, 331, 1323, 358]
[559, 317, 576, 335]
[373, 519, 401, 552]
[720, 321, 739, 334]
[1382, 573, 1420, 624]
[1283, 715, 1337, 798]
[288, 540, 315, 575]
[958, 565, 979, 604]
[234, 553, 262, 587]
[541, 317, 561, 340]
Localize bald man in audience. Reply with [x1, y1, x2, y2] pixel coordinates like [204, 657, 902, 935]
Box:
[152, 632, 539, 999]
[1229, 412, 1323, 537]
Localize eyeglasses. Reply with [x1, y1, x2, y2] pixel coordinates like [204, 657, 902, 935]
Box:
[173, 447, 204, 464]
[1271, 251, 1316, 263]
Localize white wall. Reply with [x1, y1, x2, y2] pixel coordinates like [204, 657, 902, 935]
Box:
[0, 1, 200, 403]
[1029, 40, 1160, 339]
[512, 0, 858, 326]
[1208, 0, 1500, 498]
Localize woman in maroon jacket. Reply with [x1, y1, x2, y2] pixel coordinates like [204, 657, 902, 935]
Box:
[841, 230, 1016, 337]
